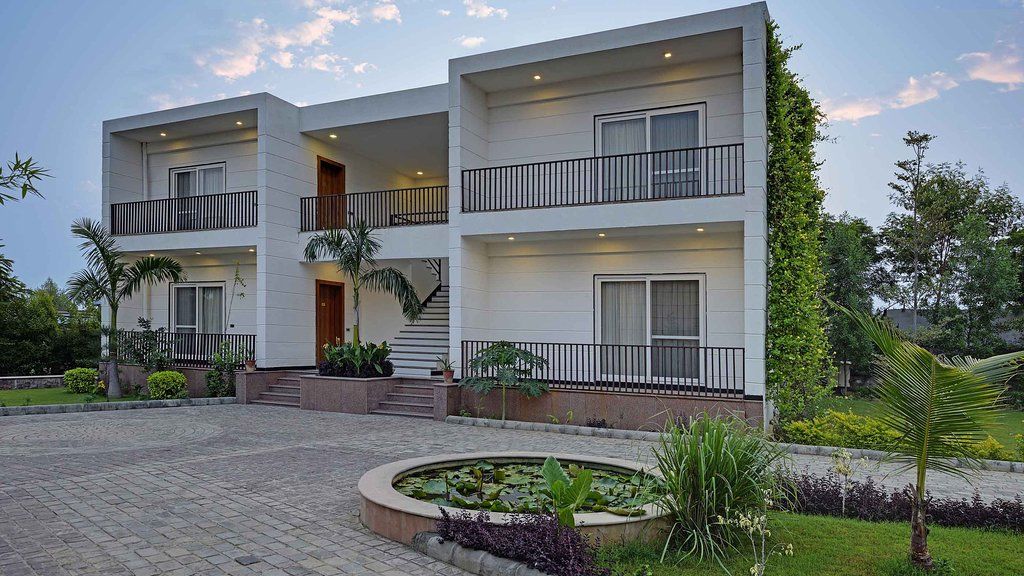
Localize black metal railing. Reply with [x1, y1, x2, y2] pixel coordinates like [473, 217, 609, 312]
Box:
[110, 190, 257, 235]
[461, 340, 744, 399]
[116, 331, 255, 368]
[300, 185, 448, 231]
[461, 144, 743, 212]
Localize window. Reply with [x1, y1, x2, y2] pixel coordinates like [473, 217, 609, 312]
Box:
[172, 284, 224, 334]
[596, 275, 704, 381]
[170, 163, 226, 197]
[596, 105, 705, 200]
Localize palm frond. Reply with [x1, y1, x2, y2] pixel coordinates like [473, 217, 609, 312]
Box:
[361, 266, 423, 322]
[67, 268, 113, 305]
[71, 217, 123, 275]
[118, 256, 185, 301]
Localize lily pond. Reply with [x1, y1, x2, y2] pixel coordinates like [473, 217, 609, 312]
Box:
[393, 458, 662, 516]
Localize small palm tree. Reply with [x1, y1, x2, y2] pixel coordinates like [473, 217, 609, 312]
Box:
[460, 341, 549, 420]
[67, 218, 184, 398]
[841, 305, 1023, 570]
[303, 220, 423, 347]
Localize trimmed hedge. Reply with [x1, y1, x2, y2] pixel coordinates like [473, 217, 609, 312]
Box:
[147, 370, 188, 400]
[64, 367, 99, 394]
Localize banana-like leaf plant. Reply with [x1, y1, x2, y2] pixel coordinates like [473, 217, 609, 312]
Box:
[304, 219, 423, 347]
[541, 456, 593, 527]
[460, 341, 549, 420]
[67, 218, 184, 398]
[840, 305, 1023, 570]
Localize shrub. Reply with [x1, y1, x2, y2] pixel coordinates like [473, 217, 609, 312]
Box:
[965, 435, 1013, 461]
[435, 509, 609, 576]
[147, 370, 188, 400]
[318, 340, 394, 378]
[786, 473, 1023, 532]
[206, 341, 248, 397]
[652, 414, 785, 563]
[64, 367, 99, 394]
[119, 317, 171, 373]
[780, 409, 901, 451]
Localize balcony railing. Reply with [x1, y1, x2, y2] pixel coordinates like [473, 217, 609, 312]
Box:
[110, 190, 257, 236]
[461, 340, 745, 399]
[117, 331, 255, 368]
[300, 185, 448, 232]
[462, 144, 743, 213]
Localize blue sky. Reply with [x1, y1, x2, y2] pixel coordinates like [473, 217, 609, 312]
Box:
[1, 0, 1022, 288]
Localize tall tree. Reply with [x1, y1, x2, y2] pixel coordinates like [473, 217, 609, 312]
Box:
[765, 21, 833, 422]
[0, 154, 49, 299]
[303, 220, 423, 347]
[822, 213, 879, 374]
[67, 219, 184, 398]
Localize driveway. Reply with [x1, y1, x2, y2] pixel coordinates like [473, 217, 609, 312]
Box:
[0, 405, 1021, 575]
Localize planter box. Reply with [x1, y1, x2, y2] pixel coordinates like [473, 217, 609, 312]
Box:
[299, 374, 401, 414]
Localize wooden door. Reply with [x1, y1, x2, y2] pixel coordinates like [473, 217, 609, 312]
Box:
[315, 280, 345, 363]
[317, 156, 346, 230]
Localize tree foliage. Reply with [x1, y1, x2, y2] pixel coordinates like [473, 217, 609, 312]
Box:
[765, 21, 833, 422]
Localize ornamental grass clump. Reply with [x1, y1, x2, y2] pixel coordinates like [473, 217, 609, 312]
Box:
[651, 414, 786, 564]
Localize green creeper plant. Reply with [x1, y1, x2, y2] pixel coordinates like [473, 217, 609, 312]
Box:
[460, 341, 549, 421]
[840, 304, 1023, 570]
[303, 219, 422, 347]
[540, 456, 593, 527]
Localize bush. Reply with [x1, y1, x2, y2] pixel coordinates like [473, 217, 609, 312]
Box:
[436, 509, 609, 576]
[786, 473, 1023, 532]
[64, 367, 98, 394]
[652, 414, 785, 562]
[780, 409, 901, 450]
[318, 340, 394, 378]
[206, 341, 248, 397]
[147, 370, 188, 400]
[965, 435, 1013, 461]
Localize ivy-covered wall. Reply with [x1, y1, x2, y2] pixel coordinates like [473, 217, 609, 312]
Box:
[764, 21, 833, 423]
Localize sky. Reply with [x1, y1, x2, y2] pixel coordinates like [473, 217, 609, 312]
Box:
[0, 0, 1022, 288]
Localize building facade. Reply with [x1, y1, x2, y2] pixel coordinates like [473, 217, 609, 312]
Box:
[101, 3, 770, 420]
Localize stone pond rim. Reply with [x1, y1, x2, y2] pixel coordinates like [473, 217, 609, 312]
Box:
[357, 451, 671, 545]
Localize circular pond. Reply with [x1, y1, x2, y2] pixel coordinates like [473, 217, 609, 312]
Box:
[358, 451, 669, 545]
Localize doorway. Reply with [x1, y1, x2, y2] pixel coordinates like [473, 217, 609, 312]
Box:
[316, 156, 346, 230]
[315, 280, 345, 363]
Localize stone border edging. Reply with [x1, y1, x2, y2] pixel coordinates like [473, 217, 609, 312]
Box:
[0, 397, 236, 417]
[443, 415, 1024, 474]
[412, 532, 548, 576]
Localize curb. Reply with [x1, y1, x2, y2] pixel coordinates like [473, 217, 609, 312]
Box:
[0, 397, 236, 417]
[411, 532, 547, 576]
[443, 415, 1024, 474]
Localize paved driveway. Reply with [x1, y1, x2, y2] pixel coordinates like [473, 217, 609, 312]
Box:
[0, 405, 1021, 576]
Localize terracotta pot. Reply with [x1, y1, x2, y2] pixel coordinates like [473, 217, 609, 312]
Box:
[443, 370, 454, 384]
[244, 359, 256, 373]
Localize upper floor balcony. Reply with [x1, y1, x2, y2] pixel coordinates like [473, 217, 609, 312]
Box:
[461, 144, 742, 213]
[110, 190, 257, 236]
[299, 185, 448, 232]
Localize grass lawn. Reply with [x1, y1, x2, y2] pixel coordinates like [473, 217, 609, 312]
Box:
[599, 512, 1023, 576]
[828, 396, 1024, 448]
[0, 387, 142, 407]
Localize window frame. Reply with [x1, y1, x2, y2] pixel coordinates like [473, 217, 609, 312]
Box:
[594, 104, 707, 157]
[169, 162, 227, 198]
[169, 281, 227, 334]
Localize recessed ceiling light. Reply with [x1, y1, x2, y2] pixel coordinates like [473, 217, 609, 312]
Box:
[328, 133, 338, 139]
[148, 253, 155, 257]
[159, 132, 167, 137]
[532, 74, 542, 81]
[696, 228, 705, 232]
[235, 121, 243, 126]
[507, 236, 515, 241]
[248, 248, 255, 253]
[663, 52, 673, 59]
[416, 171, 424, 175]
[598, 233, 606, 237]
[195, 251, 202, 255]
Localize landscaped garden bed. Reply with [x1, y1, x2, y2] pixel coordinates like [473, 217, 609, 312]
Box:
[0, 386, 142, 407]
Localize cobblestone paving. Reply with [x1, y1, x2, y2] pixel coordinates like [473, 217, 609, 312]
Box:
[0, 405, 1022, 575]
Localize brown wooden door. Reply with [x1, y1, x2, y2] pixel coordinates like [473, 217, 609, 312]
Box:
[317, 156, 346, 230]
[315, 280, 345, 363]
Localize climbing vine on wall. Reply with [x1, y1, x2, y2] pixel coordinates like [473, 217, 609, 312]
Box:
[765, 21, 833, 423]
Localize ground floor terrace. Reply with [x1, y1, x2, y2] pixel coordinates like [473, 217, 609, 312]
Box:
[0, 405, 1021, 576]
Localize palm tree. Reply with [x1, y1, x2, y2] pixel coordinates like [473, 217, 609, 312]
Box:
[841, 305, 1022, 570]
[67, 218, 184, 398]
[303, 220, 423, 347]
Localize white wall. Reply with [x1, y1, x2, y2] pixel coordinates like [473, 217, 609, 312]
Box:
[146, 131, 258, 200]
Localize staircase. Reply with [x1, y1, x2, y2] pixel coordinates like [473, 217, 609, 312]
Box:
[252, 373, 302, 407]
[391, 259, 450, 377]
[370, 382, 435, 418]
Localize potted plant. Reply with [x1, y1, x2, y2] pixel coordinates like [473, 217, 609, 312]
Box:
[244, 355, 256, 373]
[437, 356, 455, 384]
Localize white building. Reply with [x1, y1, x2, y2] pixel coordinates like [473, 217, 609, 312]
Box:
[101, 3, 769, 419]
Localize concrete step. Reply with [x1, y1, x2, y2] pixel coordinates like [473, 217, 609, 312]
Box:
[258, 391, 300, 402]
[276, 377, 301, 384]
[392, 358, 438, 369]
[386, 392, 433, 402]
[268, 384, 300, 394]
[393, 383, 434, 394]
[391, 342, 449, 351]
[391, 349, 447, 358]
[399, 326, 450, 335]
[370, 409, 432, 419]
[252, 398, 300, 408]
[408, 318, 449, 327]
[374, 400, 434, 415]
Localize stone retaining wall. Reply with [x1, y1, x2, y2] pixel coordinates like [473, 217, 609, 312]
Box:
[0, 375, 64, 390]
[0, 397, 236, 417]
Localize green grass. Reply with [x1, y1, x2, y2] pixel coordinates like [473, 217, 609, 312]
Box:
[599, 513, 1023, 576]
[827, 396, 1024, 448]
[0, 387, 142, 407]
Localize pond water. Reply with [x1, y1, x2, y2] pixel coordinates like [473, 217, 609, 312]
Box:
[393, 458, 662, 515]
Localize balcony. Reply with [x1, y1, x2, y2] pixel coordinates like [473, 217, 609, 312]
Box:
[110, 190, 257, 236]
[461, 340, 744, 399]
[461, 144, 743, 213]
[300, 185, 449, 232]
[117, 331, 255, 368]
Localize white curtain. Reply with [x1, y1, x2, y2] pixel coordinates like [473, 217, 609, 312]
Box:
[200, 287, 224, 333]
[200, 166, 225, 196]
[601, 118, 647, 201]
[651, 280, 700, 379]
[174, 171, 196, 198]
[600, 281, 647, 377]
[651, 111, 700, 198]
[174, 287, 197, 332]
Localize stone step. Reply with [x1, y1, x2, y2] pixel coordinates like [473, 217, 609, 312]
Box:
[393, 383, 434, 394]
[384, 392, 433, 404]
[276, 377, 301, 384]
[408, 318, 449, 327]
[398, 326, 450, 335]
[370, 409, 433, 419]
[268, 384, 300, 394]
[252, 398, 300, 408]
[392, 359, 438, 369]
[391, 341, 449, 351]
[259, 391, 300, 402]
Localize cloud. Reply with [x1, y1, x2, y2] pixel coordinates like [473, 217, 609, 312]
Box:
[456, 35, 486, 48]
[271, 51, 295, 69]
[464, 0, 508, 19]
[194, 20, 266, 81]
[891, 71, 958, 109]
[302, 53, 347, 76]
[371, 2, 401, 22]
[821, 98, 885, 123]
[352, 62, 377, 73]
[438, 9, 451, 16]
[149, 93, 199, 110]
[958, 43, 1023, 90]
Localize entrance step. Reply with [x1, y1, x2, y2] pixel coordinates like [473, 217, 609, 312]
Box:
[370, 409, 433, 419]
